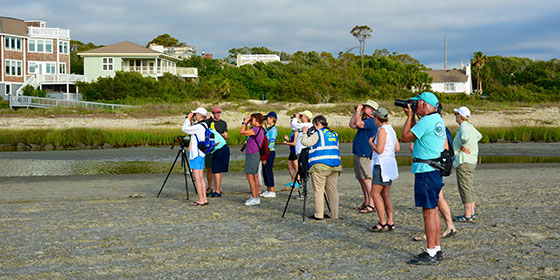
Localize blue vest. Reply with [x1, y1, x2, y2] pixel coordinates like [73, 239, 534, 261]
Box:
[308, 128, 341, 169]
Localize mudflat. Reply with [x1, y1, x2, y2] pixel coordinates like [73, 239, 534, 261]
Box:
[1, 163, 559, 279]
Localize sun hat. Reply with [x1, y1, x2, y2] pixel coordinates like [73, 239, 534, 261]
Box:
[411, 92, 440, 108]
[454, 106, 471, 118]
[299, 110, 314, 120]
[363, 100, 379, 110]
[191, 107, 208, 116]
[265, 111, 278, 119]
[212, 105, 222, 113]
[373, 107, 388, 119]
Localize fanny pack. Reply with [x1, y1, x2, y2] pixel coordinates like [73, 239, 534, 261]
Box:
[413, 149, 453, 177]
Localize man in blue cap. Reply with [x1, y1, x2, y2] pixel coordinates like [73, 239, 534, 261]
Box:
[401, 92, 446, 265]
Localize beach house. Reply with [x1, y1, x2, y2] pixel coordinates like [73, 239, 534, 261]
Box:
[236, 54, 280, 67]
[425, 64, 473, 94]
[78, 41, 197, 82]
[0, 16, 84, 101]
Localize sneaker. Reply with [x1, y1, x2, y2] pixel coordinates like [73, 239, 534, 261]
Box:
[295, 193, 305, 200]
[436, 251, 443, 261]
[284, 182, 293, 187]
[294, 182, 301, 188]
[260, 191, 276, 198]
[408, 252, 438, 265]
[244, 197, 261, 206]
[208, 192, 216, 197]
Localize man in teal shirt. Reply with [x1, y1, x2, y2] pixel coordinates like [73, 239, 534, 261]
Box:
[401, 92, 446, 265]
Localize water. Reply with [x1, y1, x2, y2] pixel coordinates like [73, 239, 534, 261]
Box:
[1, 143, 559, 177]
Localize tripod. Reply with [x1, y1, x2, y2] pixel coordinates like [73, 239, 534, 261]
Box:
[282, 148, 330, 222]
[157, 136, 197, 200]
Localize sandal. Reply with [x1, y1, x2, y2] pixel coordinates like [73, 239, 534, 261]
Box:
[470, 214, 478, 220]
[368, 222, 388, 232]
[442, 227, 457, 238]
[356, 203, 367, 210]
[453, 215, 472, 222]
[412, 233, 426, 241]
[359, 205, 375, 213]
[387, 224, 395, 231]
[190, 201, 208, 206]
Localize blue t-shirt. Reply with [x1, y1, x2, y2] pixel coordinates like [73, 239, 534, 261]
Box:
[410, 113, 446, 173]
[352, 118, 378, 157]
[266, 126, 278, 151]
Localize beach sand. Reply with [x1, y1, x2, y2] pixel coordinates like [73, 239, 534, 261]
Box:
[1, 105, 559, 130]
[1, 163, 559, 278]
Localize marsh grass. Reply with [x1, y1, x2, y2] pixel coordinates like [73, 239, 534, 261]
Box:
[1, 126, 559, 150]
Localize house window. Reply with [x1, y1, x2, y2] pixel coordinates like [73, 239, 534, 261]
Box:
[59, 63, 66, 74]
[5, 37, 22, 51]
[102, 58, 113, 71]
[29, 62, 36, 74]
[45, 40, 53, 53]
[5, 60, 23, 76]
[29, 40, 36, 52]
[45, 63, 56, 74]
[444, 83, 456, 92]
[59, 41, 69, 54]
[37, 40, 44, 52]
[28, 39, 53, 53]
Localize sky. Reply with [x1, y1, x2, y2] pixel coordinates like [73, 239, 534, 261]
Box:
[3, 0, 559, 69]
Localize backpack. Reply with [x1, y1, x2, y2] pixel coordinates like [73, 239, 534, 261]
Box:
[252, 127, 270, 161]
[194, 122, 216, 154]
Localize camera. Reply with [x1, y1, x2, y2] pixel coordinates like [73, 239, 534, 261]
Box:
[174, 135, 190, 148]
[394, 99, 418, 111]
[306, 127, 316, 136]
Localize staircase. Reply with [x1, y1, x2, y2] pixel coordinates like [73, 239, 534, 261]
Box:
[16, 75, 43, 95]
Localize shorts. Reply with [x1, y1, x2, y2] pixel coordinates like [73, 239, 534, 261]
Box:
[353, 155, 372, 180]
[212, 145, 230, 173]
[414, 170, 443, 209]
[288, 151, 297, 161]
[204, 153, 213, 169]
[189, 155, 205, 170]
[372, 165, 392, 186]
[244, 152, 260, 175]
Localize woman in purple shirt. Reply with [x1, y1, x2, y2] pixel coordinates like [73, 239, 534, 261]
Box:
[240, 113, 265, 206]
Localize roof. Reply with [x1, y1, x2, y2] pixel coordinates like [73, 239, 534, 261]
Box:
[0, 17, 29, 36]
[79, 41, 180, 61]
[425, 69, 468, 83]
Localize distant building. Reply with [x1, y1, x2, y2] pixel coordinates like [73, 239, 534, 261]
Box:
[78, 41, 197, 82]
[237, 54, 280, 67]
[425, 64, 472, 94]
[148, 43, 197, 60]
[0, 16, 84, 100]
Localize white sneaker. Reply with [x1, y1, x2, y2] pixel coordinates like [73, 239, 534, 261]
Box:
[244, 197, 261, 206]
[261, 191, 276, 198]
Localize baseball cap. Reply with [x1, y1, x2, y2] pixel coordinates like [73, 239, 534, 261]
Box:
[363, 100, 379, 110]
[373, 107, 388, 119]
[191, 107, 207, 116]
[212, 105, 222, 113]
[299, 110, 314, 120]
[411, 92, 440, 108]
[265, 111, 278, 119]
[454, 106, 471, 118]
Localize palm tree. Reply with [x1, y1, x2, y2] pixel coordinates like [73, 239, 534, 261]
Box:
[471, 51, 488, 94]
[350, 25, 373, 73]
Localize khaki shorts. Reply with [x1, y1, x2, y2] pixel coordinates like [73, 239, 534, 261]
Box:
[353, 154, 372, 180]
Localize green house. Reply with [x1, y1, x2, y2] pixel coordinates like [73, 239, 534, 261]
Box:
[78, 41, 197, 82]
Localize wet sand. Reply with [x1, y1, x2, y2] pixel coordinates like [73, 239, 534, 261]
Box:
[1, 163, 559, 278]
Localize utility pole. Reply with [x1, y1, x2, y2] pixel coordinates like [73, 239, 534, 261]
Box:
[444, 35, 447, 70]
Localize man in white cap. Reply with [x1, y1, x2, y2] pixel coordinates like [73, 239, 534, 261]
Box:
[349, 100, 379, 214]
[182, 107, 210, 206]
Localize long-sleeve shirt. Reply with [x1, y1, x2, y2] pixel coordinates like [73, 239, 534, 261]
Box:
[291, 118, 313, 155]
[453, 121, 482, 167]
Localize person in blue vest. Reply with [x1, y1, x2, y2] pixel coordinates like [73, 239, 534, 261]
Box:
[401, 92, 446, 265]
[301, 115, 342, 220]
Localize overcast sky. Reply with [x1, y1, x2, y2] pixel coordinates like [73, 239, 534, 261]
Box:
[3, 0, 559, 69]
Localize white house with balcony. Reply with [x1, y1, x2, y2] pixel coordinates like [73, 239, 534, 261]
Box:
[237, 54, 280, 67]
[425, 64, 473, 94]
[0, 16, 85, 101]
[78, 41, 198, 82]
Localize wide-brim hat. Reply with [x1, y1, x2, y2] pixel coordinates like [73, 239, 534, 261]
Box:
[299, 110, 314, 120]
[363, 100, 379, 110]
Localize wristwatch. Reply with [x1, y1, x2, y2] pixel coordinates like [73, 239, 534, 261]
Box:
[242, 122, 247, 125]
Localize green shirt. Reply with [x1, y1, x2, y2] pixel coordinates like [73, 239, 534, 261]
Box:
[453, 121, 482, 167]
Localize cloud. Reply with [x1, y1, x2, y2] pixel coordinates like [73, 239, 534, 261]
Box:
[2, 0, 559, 66]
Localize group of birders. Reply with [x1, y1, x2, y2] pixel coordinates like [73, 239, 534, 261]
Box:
[181, 92, 482, 265]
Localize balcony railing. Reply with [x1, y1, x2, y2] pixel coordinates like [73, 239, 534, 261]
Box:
[121, 66, 198, 78]
[176, 67, 198, 77]
[28, 27, 70, 40]
[38, 74, 86, 83]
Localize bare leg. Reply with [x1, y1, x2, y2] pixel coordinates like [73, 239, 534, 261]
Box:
[423, 207, 441, 249]
[193, 169, 208, 204]
[438, 190, 454, 230]
[464, 202, 475, 217]
[206, 167, 213, 192]
[381, 185, 394, 226]
[359, 178, 374, 209]
[247, 174, 260, 199]
[213, 173, 222, 194]
[288, 160, 296, 182]
[371, 184, 386, 226]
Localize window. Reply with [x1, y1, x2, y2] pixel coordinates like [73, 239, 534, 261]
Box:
[5, 36, 22, 51]
[28, 39, 53, 53]
[444, 83, 456, 92]
[45, 63, 56, 74]
[29, 40, 36, 52]
[37, 40, 44, 52]
[29, 62, 36, 74]
[5, 60, 23, 76]
[45, 40, 52, 53]
[102, 58, 113, 71]
[59, 63, 66, 74]
[58, 41, 69, 54]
